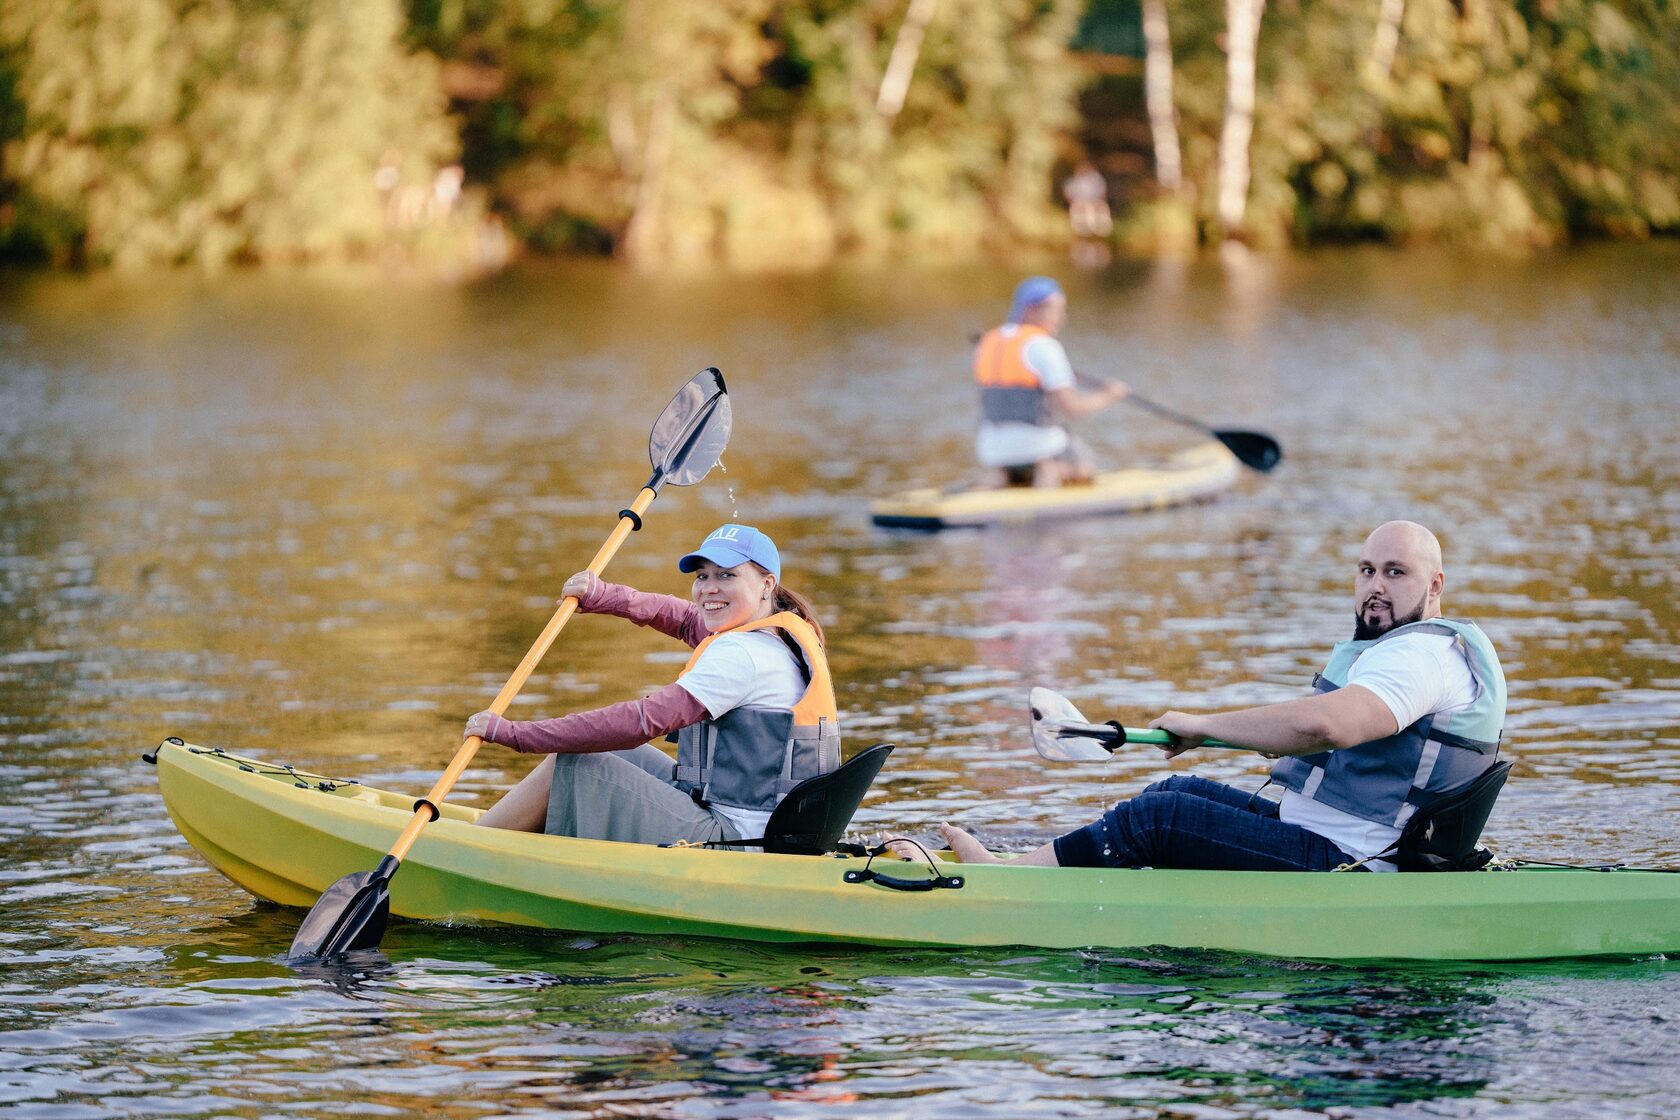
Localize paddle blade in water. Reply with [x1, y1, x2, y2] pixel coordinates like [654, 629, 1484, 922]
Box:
[649, 367, 732, 488]
[1029, 687, 1118, 761]
[286, 857, 396, 962]
[1212, 429, 1282, 473]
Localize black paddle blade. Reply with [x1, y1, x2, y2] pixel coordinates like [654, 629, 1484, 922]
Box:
[1212, 429, 1282, 473]
[648, 368, 731, 488]
[286, 856, 397, 962]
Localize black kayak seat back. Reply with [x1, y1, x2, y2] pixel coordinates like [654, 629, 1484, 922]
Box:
[1396, 759, 1513, 872]
[756, 743, 894, 856]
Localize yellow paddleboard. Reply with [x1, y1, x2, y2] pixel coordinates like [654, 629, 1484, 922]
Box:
[870, 441, 1241, 529]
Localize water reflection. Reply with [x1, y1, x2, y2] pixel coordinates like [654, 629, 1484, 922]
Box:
[2, 896, 1677, 1116]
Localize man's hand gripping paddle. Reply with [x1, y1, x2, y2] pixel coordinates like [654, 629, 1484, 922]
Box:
[1027, 686, 1238, 761]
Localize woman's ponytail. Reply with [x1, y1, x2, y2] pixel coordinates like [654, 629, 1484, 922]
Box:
[772, 585, 825, 646]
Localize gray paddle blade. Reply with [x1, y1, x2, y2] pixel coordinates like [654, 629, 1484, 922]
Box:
[1028, 686, 1119, 761]
[286, 860, 394, 962]
[649, 367, 731, 488]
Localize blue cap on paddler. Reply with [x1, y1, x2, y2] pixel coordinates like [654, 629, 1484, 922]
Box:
[1007, 275, 1064, 323]
[678, 524, 781, 580]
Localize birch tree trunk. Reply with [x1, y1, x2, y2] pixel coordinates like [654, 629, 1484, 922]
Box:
[1216, 0, 1265, 236]
[1369, 0, 1405, 82]
[1141, 0, 1183, 194]
[619, 84, 677, 268]
[876, 0, 937, 119]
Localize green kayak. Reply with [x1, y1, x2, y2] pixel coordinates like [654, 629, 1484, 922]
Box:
[150, 739, 1680, 961]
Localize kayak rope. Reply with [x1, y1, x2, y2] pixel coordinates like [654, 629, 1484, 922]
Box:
[1487, 856, 1680, 873]
[189, 744, 361, 792]
[1333, 854, 1680, 874]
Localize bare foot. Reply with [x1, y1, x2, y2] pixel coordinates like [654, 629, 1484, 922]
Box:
[938, 822, 1001, 864]
[881, 835, 923, 860]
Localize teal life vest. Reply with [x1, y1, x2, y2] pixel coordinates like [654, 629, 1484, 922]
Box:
[1269, 619, 1507, 831]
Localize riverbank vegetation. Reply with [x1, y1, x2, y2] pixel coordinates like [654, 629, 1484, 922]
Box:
[2, 0, 1676, 272]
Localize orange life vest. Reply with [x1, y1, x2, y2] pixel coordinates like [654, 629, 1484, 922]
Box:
[673, 611, 841, 812]
[973, 324, 1052, 424]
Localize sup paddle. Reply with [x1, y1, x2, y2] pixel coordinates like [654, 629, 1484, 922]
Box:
[1072, 371, 1281, 473]
[286, 367, 732, 963]
[1027, 685, 1241, 760]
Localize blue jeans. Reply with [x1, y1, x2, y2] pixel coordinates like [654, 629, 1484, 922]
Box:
[1052, 774, 1359, 871]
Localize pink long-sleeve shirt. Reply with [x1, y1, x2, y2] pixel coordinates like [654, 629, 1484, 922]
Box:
[483, 576, 711, 754]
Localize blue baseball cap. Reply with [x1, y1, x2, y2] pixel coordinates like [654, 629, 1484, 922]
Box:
[678, 524, 781, 580]
[1007, 275, 1065, 323]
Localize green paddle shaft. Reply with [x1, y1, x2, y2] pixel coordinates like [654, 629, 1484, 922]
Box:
[1055, 720, 1238, 751]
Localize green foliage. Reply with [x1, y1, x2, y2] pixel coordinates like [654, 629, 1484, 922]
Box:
[1159, 0, 1680, 246]
[401, 0, 1088, 269]
[1, 0, 460, 267]
[2, 0, 1677, 270]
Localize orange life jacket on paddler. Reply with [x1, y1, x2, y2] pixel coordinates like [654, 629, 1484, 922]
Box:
[672, 611, 842, 812]
[974, 324, 1053, 425]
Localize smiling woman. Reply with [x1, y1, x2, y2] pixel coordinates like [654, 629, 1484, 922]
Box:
[464, 524, 842, 847]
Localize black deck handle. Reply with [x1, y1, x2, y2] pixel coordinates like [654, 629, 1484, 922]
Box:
[843, 867, 964, 892]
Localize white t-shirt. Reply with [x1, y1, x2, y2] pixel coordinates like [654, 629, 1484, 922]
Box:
[975, 329, 1079, 469]
[675, 629, 807, 840]
[1277, 631, 1478, 870]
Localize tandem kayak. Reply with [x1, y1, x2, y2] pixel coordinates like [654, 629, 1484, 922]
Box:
[870, 440, 1241, 530]
[150, 739, 1680, 962]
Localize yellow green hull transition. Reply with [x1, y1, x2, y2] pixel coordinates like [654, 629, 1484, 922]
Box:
[152, 740, 1680, 961]
[870, 441, 1241, 529]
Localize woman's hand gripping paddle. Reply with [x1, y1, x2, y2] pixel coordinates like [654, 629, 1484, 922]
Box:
[286, 368, 732, 963]
[1027, 686, 1238, 760]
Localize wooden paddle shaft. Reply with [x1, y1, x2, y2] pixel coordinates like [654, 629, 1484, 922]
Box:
[385, 485, 659, 863]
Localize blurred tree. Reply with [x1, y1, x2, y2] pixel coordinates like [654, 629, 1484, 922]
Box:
[0, 0, 459, 267]
[1162, 0, 1679, 247]
[4, 0, 1677, 269]
[1216, 0, 1265, 237]
[409, 0, 1086, 270]
[1140, 0, 1184, 196]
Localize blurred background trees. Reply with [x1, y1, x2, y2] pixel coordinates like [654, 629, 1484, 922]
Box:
[1, 0, 1676, 272]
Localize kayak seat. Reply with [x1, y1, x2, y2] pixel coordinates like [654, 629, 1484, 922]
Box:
[1392, 759, 1513, 872]
[738, 743, 895, 856]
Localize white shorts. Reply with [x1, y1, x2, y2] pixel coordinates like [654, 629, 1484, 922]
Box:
[975, 422, 1071, 469]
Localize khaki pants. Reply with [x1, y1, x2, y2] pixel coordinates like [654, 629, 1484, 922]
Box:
[545, 743, 741, 846]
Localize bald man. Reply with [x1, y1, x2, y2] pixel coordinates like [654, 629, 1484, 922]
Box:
[937, 522, 1508, 872]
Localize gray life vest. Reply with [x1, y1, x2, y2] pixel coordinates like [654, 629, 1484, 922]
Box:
[672, 612, 842, 812]
[1269, 619, 1507, 830]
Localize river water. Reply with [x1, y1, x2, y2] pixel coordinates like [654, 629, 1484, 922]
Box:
[2, 245, 1677, 1117]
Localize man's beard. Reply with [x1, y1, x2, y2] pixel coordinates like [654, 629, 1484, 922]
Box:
[1353, 592, 1428, 640]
